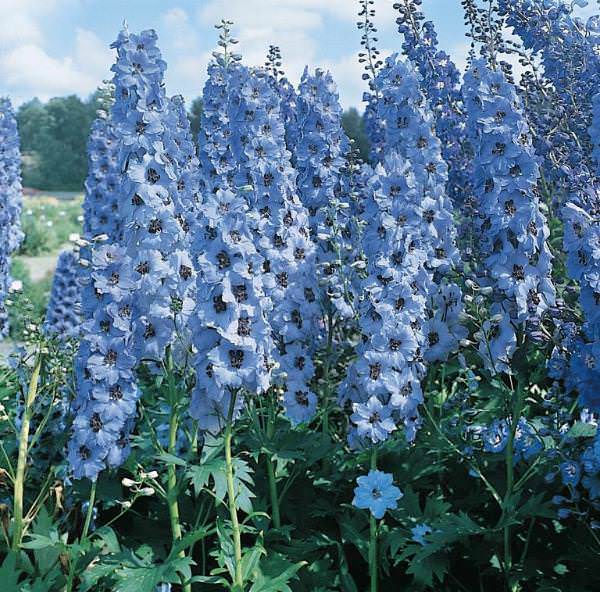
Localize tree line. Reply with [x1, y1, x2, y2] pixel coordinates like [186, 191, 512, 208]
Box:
[16, 94, 368, 192]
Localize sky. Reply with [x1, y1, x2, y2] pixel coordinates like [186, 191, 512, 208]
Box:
[0, 0, 597, 110]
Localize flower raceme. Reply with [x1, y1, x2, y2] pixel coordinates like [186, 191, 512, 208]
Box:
[0, 98, 23, 338]
[342, 151, 430, 445]
[44, 250, 82, 340]
[83, 115, 121, 245]
[190, 185, 275, 432]
[462, 59, 555, 373]
[368, 54, 466, 364]
[499, 0, 600, 186]
[195, 56, 320, 426]
[289, 67, 361, 320]
[69, 27, 199, 480]
[393, 0, 470, 206]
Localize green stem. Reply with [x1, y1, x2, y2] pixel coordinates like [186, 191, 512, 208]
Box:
[322, 312, 334, 438]
[225, 392, 244, 590]
[81, 481, 97, 541]
[12, 351, 43, 551]
[265, 403, 281, 529]
[422, 404, 503, 507]
[369, 449, 378, 592]
[165, 351, 190, 592]
[266, 457, 280, 529]
[167, 406, 183, 544]
[503, 380, 525, 590]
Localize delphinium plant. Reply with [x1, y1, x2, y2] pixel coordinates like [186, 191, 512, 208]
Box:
[497, 0, 600, 545]
[67, 27, 200, 592]
[7, 2, 600, 590]
[0, 98, 24, 339]
[342, 149, 430, 591]
[459, 54, 556, 588]
[189, 23, 309, 589]
[287, 67, 365, 440]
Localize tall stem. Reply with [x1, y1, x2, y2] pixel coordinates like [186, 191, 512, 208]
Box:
[165, 351, 190, 592]
[12, 351, 43, 551]
[266, 401, 281, 528]
[503, 380, 525, 591]
[225, 391, 244, 590]
[322, 312, 334, 438]
[81, 481, 97, 541]
[369, 448, 378, 592]
[167, 406, 183, 543]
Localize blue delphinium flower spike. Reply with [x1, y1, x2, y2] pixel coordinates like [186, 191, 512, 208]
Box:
[0, 98, 24, 338]
[463, 59, 555, 373]
[44, 250, 82, 340]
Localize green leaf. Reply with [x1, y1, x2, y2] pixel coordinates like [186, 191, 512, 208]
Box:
[0, 553, 22, 592]
[93, 526, 121, 553]
[249, 554, 306, 592]
[241, 544, 266, 582]
[155, 452, 188, 467]
[566, 422, 597, 439]
[21, 534, 61, 550]
[406, 552, 448, 587]
[338, 514, 369, 562]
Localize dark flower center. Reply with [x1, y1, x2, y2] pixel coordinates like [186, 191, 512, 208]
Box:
[229, 349, 244, 369]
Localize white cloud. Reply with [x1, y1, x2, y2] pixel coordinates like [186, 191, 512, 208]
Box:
[0, 0, 111, 103]
[192, 0, 398, 107]
[0, 0, 70, 49]
[0, 12, 42, 49]
[0, 29, 112, 102]
[74, 28, 114, 82]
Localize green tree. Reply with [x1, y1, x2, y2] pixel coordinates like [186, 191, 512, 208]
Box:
[17, 95, 99, 191]
[188, 96, 203, 140]
[342, 107, 370, 162]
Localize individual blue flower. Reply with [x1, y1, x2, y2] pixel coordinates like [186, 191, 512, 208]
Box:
[560, 460, 582, 487]
[482, 419, 509, 454]
[514, 418, 543, 462]
[352, 470, 403, 519]
[351, 396, 397, 444]
[411, 523, 432, 546]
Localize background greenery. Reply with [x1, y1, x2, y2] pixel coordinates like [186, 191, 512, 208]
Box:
[16, 95, 368, 191]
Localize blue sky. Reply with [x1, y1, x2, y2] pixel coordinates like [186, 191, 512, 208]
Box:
[0, 0, 595, 109]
